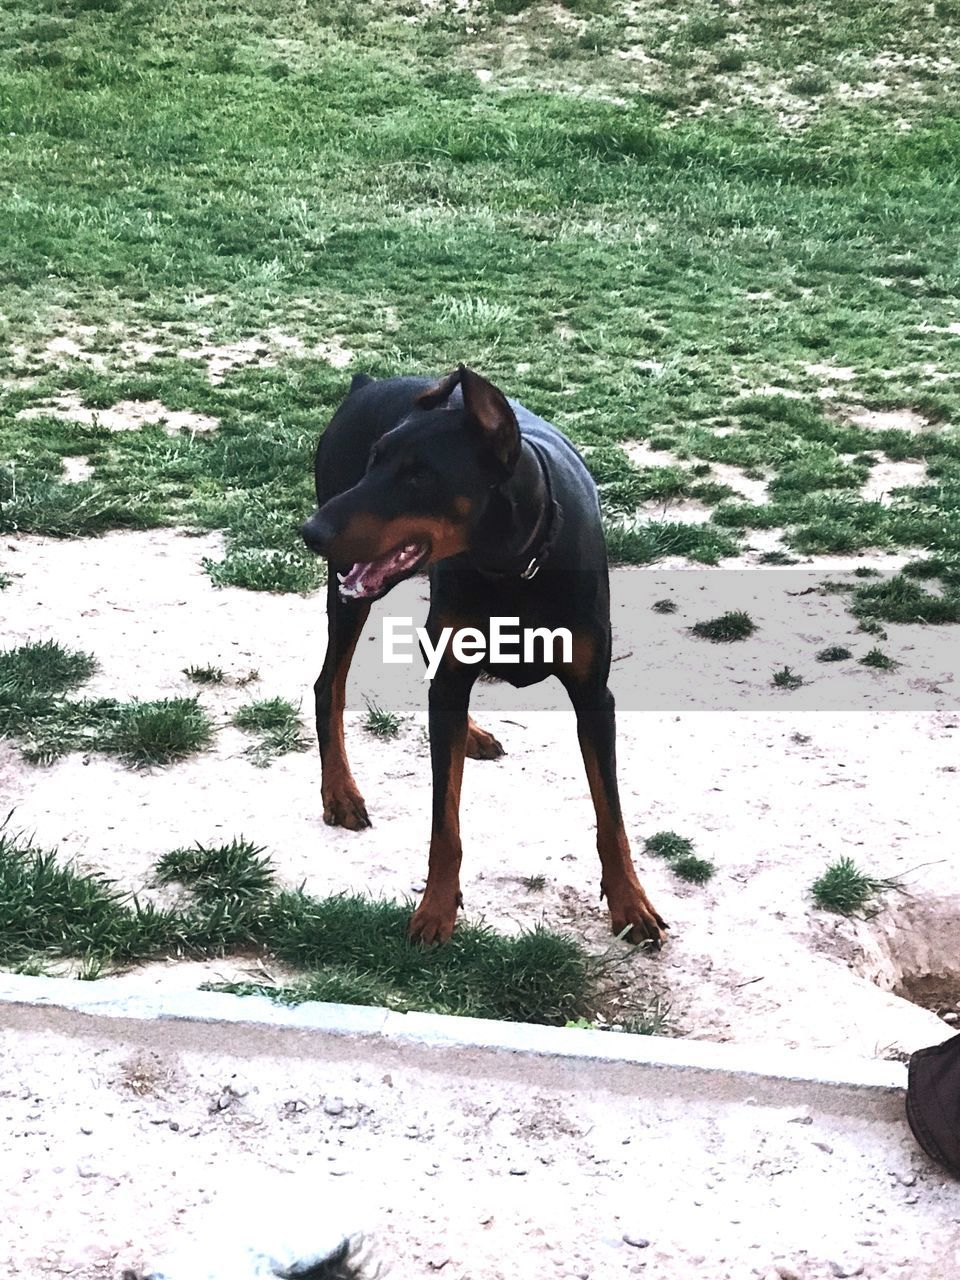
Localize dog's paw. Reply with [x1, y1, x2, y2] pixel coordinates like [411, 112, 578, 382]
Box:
[605, 883, 669, 949]
[408, 893, 460, 945]
[465, 722, 505, 761]
[322, 784, 370, 831]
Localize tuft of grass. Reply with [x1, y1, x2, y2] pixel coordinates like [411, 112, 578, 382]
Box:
[0, 640, 97, 698]
[109, 698, 214, 766]
[362, 698, 405, 739]
[183, 664, 225, 685]
[0, 571, 10, 590]
[204, 549, 322, 594]
[154, 838, 276, 902]
[233, 697, 308, 765]
[521, 874, 547, 892]
[859, 647, 900, 670]
[817, 645, 852, 662]
[772, 665, 805, 690]
[652, 598, 678, 614]
[690, 610, 757, 642]
[850, 575, 960, 625]
[644, 830, 714, 885]
[811, 857, 899, 917]
[670, 853, 715, 884]
[644, 831, 694, 859]
[606, 521, 738, 566]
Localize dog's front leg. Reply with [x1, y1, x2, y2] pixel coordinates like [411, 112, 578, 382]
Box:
[408, 664, 475, 944]
[567, 682, 668, 947]
[315, 577, 371, 830]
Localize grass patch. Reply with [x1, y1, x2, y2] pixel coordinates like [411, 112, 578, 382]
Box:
[154, 838, 277, 902]
[644, 830, 714, 884]
[690, 610, 757, 642]
[0, 830, 666, 1030]
[109, 698, 214, 766]
[0, 644, 215, 766]
[859, 647, 900, 670]
[811, 857, 899, 917]
[183, 664, 225, 685]
[772, 665, 804, 689]
[817, 645, 852, 662]
[670, 853, 715, 884]
[362, 698, 406, 738]
[652, 598, 678, 614]
[644, 831, 694, 859]
[233, 697, 308, 765]
[850, 575, 960, 625]
[204, 549, 322, 594]
[1, 0, 959, 592]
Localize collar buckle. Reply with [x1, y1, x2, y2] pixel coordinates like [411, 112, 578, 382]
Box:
[520, 557, 541, 581]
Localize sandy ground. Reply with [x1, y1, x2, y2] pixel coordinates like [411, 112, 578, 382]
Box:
[2, 1014, 960, 1280]
[1, 529, 958, 1061]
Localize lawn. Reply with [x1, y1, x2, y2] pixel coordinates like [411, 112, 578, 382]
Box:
[1, 0, 960, 591]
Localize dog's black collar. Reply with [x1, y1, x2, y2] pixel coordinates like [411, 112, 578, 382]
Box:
[474, 440, 564, 581]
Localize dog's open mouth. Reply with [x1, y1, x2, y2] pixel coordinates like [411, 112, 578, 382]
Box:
[337, 541, 429, 601]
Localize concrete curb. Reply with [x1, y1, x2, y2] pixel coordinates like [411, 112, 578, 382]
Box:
[0, 972, 908, 1119]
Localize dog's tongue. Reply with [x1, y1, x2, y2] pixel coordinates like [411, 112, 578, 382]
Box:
[338, 542, 424, 600]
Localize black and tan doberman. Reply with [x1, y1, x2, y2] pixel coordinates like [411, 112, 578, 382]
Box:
[301, 366, 667, 947]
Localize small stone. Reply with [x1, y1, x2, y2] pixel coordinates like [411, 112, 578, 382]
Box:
[788, 1114, 813, 1126]
[772, 1267, 801, 1280]
[509, 1167, 527, 1176]
[339, 1115, 358, 1130]
[323, 1098, 345, 1117]
[897, 1171, 917, 1187]
[813, 1141, 833, 1154]
[829, 1262, 864, 1278]
[168, 1120, 179, 1132]
[622, 1235, 651, 1249]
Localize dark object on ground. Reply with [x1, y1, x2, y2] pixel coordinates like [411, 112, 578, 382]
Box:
[302, 365, 667, 947]
[906, 1032, 960, 1180]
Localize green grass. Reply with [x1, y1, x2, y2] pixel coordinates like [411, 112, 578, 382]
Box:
[233, 696, 308, 765]
[362, 698, 406, 738]
[859, 647, 900, 670]
[644, 831, 695, 860]
[670, 853, 716, 884]
[643, 830, 715, 884]
[1, 1, 958, 586]
[108, 697, 214, 767]
[0, 642, 215, 765]
[183, 664, 225, 685]
[691, 610, 757, 642]
[652, 598, 678, 614]
[154, 838, 277, 902]
[811, 856, 899, 916]
[772, 665, 804, 689]
[817, 645, 852, 662]
[0, 829, 664, 1028]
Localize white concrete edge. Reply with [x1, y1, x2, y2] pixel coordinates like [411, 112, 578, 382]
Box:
[0, 971, 908, 1097]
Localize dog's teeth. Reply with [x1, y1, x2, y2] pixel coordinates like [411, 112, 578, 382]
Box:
[337, 572, 346, 583]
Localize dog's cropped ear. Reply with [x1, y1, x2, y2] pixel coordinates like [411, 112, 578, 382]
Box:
[460, 365, 521, 472]
[414, 367, 463, 410]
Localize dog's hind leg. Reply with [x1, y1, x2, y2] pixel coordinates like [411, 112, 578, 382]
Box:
[564, 676, 668, 947]
[465, 716, 504, 760]
[315, 576, 371, 830]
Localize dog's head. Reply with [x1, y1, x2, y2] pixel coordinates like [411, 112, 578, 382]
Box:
[301, 365, 522, 603]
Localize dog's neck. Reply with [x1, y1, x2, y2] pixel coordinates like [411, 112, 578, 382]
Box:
[469, 440, 559, 578]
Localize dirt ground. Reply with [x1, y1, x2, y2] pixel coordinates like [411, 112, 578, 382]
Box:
[1, 528, 957, 1059]
[2, 1011, 960, 1280]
